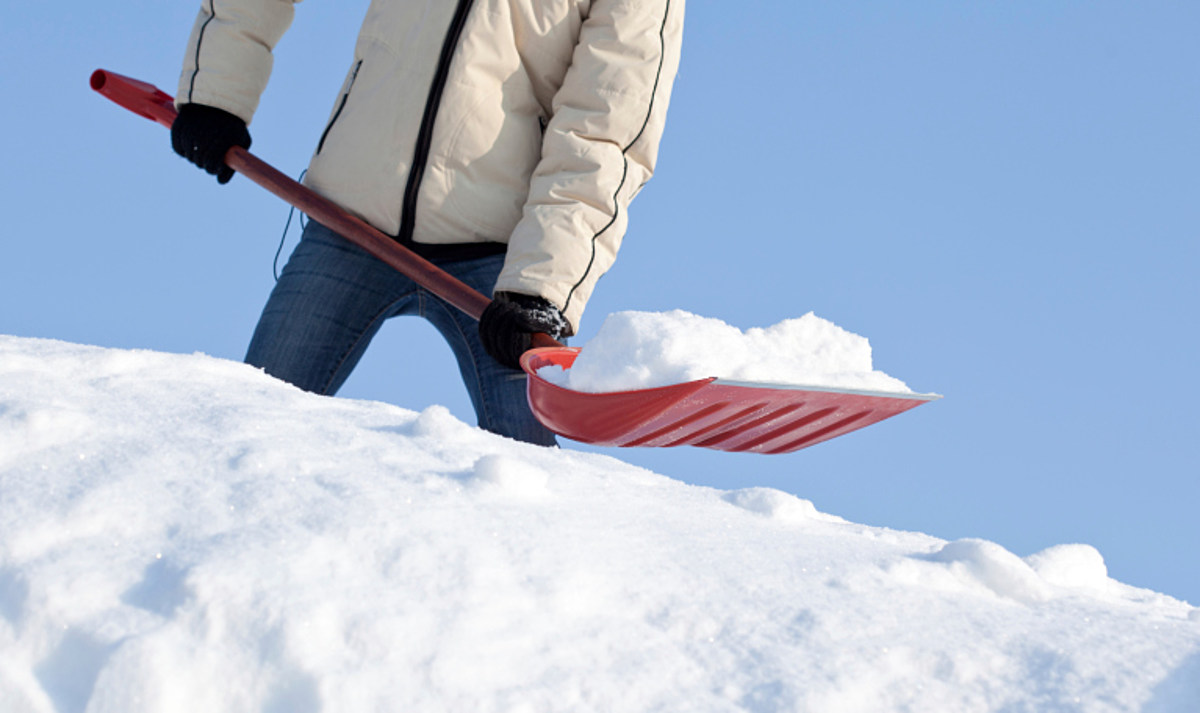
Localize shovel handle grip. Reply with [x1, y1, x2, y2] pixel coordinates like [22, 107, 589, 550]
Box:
[90, 70, 177, 129]
[90, 69, 563, 347]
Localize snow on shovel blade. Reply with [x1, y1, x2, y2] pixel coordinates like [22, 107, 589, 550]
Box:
[521, 347, 940, 454]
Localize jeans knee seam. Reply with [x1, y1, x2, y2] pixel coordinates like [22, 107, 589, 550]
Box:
[319, 293, 411, 395]
[425, 296, 494, 424]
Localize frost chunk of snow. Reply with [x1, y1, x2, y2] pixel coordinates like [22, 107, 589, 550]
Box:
[471, 455, 551, 499]
[722, 488, 842, 525]
[1025, 543, 1111, 592]
[919, 538, 1054, 603]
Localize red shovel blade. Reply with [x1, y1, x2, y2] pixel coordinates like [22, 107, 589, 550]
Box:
[521, 347, 939, 454]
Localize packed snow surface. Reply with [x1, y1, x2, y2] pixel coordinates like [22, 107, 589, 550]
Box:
[539, 310, 915, 394]
[2, 334, 1198, 712]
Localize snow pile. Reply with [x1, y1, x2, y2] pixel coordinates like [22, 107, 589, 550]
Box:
[540, 310, 914, 394]
[2, 335, 1198, 713]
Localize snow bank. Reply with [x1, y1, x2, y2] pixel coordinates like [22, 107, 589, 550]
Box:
[1, 335, 1197, 713]
[539, 310, 914, 394]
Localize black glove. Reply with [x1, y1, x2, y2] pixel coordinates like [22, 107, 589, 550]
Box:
[170, 103, 251, 184]
[479, 292, 570, 369]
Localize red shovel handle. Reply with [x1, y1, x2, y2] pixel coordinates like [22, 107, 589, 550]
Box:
[90, 68, 561, 348]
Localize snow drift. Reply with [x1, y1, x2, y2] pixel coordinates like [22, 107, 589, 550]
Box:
[0, 335, 1197, 712]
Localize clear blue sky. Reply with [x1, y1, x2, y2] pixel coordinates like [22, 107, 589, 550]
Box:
[3, 2, 1197, 603]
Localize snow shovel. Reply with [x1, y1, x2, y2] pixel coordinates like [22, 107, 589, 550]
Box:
[91, 69, 938, 454]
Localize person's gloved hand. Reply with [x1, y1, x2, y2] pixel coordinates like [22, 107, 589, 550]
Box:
[170, 103, 251, 184]
[479, 292, 570, 369]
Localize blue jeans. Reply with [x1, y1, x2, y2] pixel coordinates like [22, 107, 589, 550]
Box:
[245, 221, 558, 446]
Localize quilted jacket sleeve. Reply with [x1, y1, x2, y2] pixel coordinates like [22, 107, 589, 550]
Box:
[176, 0, 299, 123]
[495, 0, 685, 333]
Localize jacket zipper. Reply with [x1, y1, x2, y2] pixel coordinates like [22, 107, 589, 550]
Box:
[398, 0, 476, 243]
[316, 59, 363, 155]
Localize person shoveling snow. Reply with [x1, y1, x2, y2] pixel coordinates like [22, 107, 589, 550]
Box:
[96, 70, 939, 455]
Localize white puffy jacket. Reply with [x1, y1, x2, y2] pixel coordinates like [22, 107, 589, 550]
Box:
[178, 0, 685, 332]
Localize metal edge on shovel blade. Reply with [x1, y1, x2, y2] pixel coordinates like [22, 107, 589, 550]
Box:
[521, 347, 940, 454]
